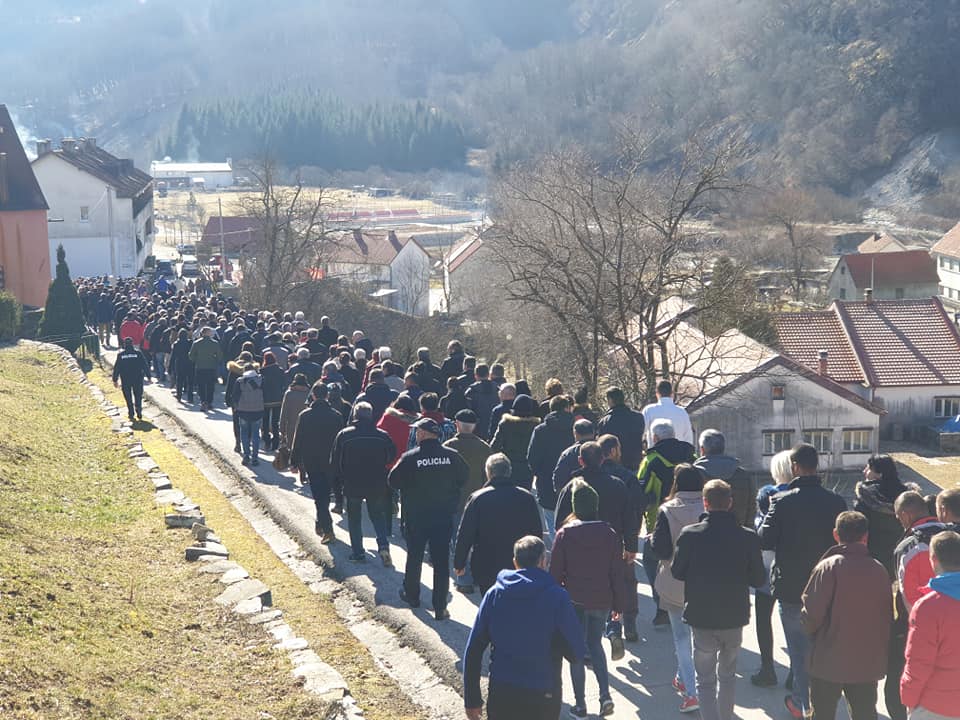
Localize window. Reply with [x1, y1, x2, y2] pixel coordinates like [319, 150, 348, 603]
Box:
[839, 288, 846, 300]
[842, 429, 872, 453]
[940, 256, 946, 268]
[80, 206, 89, 221]
[763, 430, 793, 455]
[896, 288, 905, 299]
[771, 384, 785, 400]
[803, 429, 833, 453]
[935, 397, 960, 418]
[840, 266, 846, 275]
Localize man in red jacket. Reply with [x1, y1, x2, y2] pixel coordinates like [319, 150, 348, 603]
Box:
[901, 530, 960, 720]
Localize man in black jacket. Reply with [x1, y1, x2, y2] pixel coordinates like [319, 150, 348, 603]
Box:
[389, 417, 469, 620]
[113, 337, 151, 420]
[464, 364, 500, 441]
[672, 480, 765, 720]
[285, 347, 323, 387]
[290, 383, 345, 543]
[527, 395, 574, 542]
[454, 453, 543, 594]
[330, 401, 397, 565]
[439, 340, 466, 385]
[352, 368, 398, 422]
[596, 387, 646, 471]
[759, 443, 847, 720]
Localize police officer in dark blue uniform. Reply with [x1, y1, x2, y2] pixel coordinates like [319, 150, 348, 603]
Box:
[113, 337, 151, 420]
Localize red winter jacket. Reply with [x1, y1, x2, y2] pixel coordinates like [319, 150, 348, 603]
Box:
[119, 319, 145, 346]
[901, 576, 960, 717]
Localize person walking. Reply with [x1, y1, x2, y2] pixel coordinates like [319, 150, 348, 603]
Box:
[694, 429, 755, 527]
[290, 383, 345, 542]
[169, 328, 194, 404]
[528, 395, 575, 541]
[112, 337, 151, 421]
[551, 479, 628, 718]
[651, 464, 706, 714]
[855, 454, 912, 579]
[551, 419, 596, 498]
[750, 449, 794, 688]
[454, 453, 543, 595]
[279, 373, 310, 452]
[596, 387, 646, 471]
[444, 409, 492, 594]
[759, 443, 848, 719]
[490, 394, 540, 490]
[463, 536, 586, 720]
[901, 530, 960, 720]
[389, 417, 468, 620]
[330, 401, 396, 565]
[188, 326, 221, 411]
[801, 511, 892, 720]
[671, 480, 765, 720]
[352, 368, 398, 423]
[465, 363, 500, 441]
[232, 363, 265, 466]
[642, 380, 693, 447]
[488, 383, 516, 439]
[377, 395, 420, 468]
[259, 351, 286, 451]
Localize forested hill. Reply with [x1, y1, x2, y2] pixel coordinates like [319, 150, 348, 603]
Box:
[4, 0, 960, 187]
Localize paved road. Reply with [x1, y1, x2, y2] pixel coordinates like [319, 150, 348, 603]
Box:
[123, 361, 889, 720]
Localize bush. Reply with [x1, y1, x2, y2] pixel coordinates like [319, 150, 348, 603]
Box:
[38, 245, 87, 354]
[0, 290, 21, 340]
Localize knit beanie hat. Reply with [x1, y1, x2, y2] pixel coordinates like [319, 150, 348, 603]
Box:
[571, 478, 599, 519]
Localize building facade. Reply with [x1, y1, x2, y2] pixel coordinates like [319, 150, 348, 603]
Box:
[930, 221, 960, 311]
[150, 159, 234, 189]
[827, 250, 939, 301]
[33, 138, 153, 278]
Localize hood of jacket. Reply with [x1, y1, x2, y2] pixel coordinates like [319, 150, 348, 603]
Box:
[652, 437, 696, 464]
[695, 454, 740, 481]
[544, 410, 574, 430]
[240, 370, 261, 386]
[494, 566, 555, 598]
[227, 359, 259, 375]
[501, 413, 540, 427]
[856, 480, 919, 516]
[382, 406, 418, 424]
[929, 571, 960, 601]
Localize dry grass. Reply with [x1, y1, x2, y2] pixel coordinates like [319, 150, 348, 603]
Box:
[86, 365, 425, 720]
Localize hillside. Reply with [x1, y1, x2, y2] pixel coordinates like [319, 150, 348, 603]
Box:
[3, 0, 960, 202]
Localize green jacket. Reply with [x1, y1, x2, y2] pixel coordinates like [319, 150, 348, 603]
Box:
[444, 432, 492, 513]
[188, 336, 222, 370]
[637, 438, 696, 532]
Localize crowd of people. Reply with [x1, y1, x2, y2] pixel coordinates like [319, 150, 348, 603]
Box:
[81, 274, 960, 720]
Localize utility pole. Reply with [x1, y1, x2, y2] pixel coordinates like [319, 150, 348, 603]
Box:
[218, 196, 226, 280]
[107, 185, 116, 277]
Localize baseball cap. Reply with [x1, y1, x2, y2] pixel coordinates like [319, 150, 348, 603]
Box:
[455, 409, 478, 424]
[413, 417, 441, 435]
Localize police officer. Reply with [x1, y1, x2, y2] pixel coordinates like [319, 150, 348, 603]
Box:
[113, 337, 151, 421]
[389, 417, 468, 620]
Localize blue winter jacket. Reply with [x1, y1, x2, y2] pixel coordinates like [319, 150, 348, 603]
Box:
[463, 566, 585, 709]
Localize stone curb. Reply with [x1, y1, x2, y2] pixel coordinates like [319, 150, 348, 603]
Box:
[28, 341, 359, 717]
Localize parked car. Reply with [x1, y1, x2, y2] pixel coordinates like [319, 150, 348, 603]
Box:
[155, 259, 175, 278]
[180, 260, 200, 278]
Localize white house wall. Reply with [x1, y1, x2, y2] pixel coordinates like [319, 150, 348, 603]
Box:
[390, 242, 431, 316]
[872, 385, 960, 435]
[688, 365, 880, 472]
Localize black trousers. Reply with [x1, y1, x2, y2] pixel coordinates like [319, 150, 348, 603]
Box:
[121, 381, 143, 418]
[307, 468, 333, 534]
[885, 620, 907, 720]
[809, 676, 878, 720]
[403, 518, 452, 612]
[176, 369, 194, 401]
[261, 405, 281, 444]
[195, 368, 216, 405]
[487, 682, 561, 720]
[755, 590, 776, 667]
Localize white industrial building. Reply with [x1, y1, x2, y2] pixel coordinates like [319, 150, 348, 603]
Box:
[32, 138, 154, 278]
[150, 158, 234, 189]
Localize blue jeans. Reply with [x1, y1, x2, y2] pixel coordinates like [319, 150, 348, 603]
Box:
[238, 412, 262, 459]
[152, 351, 167, 380]
[571, 607, 611, 706]
[541, 506, 556, 549]
[347, 494, 391, 557]
[667, 606, 696, 698]
[693, 626, 742, 720]
[780, 602, 811, 714]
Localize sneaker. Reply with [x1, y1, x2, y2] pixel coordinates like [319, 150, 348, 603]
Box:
[679, 695, 700, 713]
[320, 532, 334, 544]
[568, 705, 588, 719]
[398, 587, 420, 608]
[599, 698, 614, 716]
[128, 413, 135, 421]
[234, 444, 242, 455]
[348, 554, 366, 563]
[250, 458, 260, 467]
[624, 629, 639, 642]
[609, 634, 625, 661]
[433, 607, 450, 621]
[455, 583, 475, 594]
[653, 609, 670, 626]
[784, 696, 803, 719]
[672, 675, 686, 695]
[241, 456, 250, 466]
[379, 549, 393, 568]
[751, 666, 778, 687]
[331, 503, 344, 515]
[137, 414, 143, 421]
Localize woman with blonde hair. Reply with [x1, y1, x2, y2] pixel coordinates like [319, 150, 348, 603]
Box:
[750, 449, 793, 688]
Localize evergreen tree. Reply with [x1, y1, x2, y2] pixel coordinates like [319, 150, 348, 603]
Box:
[39, 245, 87, 353]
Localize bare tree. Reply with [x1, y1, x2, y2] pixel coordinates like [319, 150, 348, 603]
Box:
[237, 157, 340, 309]
[489, 128, 750, 403]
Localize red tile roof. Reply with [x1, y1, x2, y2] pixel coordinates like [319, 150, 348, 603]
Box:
[931, 221, 960, 259]
[0, 105, 48, 212]
[839, 250, 939, 288]
[836, 298, 960, 386]
[200, 216, 264, 252]
[446, 235, 485, 273]
[776, 298, 960, 387]
[325, 229, 426, 266]
[774, 311, 866, 383]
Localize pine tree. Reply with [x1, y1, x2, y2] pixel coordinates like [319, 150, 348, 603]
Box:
[38, 245, 87, 353]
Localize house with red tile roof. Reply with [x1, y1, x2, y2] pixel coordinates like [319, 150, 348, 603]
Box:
[857, 231, 908, 254]
[774, 297, 960, 437]
[0, 105, 50, 307]
[827, 250, 939, 302]
[930, 220, 960, 311]
[200, 216, 265, 254]
[441, 233, 495, 315]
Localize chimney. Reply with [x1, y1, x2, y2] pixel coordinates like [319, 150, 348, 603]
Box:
[0, 152, 8, 206]
[818, 350, 828, 376]
[118, 158, 134, 175]
[864, 288, 874, 303]
[35, 139, 52, 157]
[873, 232, 881, 242]
[388, 229, 402, 252]
[352, 228, 368, 255]
[83, 137, 97, 151]
[61, 137, 77, 152]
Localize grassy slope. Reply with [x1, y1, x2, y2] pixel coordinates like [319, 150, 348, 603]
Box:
[0, 346, 416, 719]
[84, 365, 424, 720]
